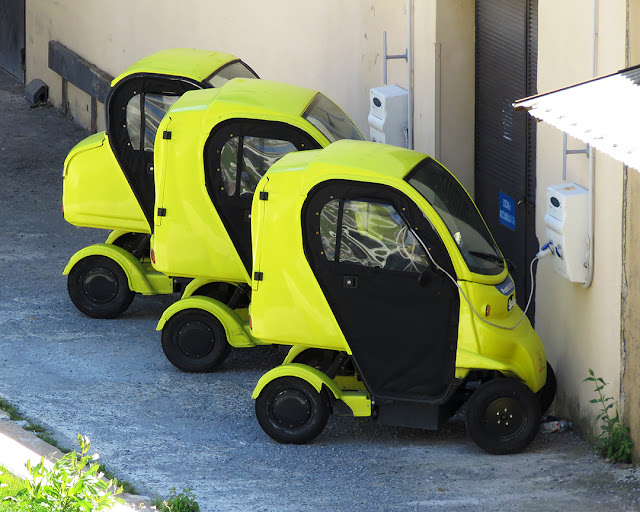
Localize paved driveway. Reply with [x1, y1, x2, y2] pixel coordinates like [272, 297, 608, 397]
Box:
[0, 69, 638, 512]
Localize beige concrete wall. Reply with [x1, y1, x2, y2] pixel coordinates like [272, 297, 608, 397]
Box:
[435, 0, 475, 194]
[622, 0, 640, 464]
[535, 0, 626, 439]
[24, 0, 473, 189]
[631, 0, 640, 66]
[623, 167, 640, 462]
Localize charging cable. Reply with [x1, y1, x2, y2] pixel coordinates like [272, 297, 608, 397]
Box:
[418, 235, 554, 331]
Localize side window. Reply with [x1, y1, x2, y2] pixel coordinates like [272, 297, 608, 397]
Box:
[125, 93, 179, 151]
[220, 136, 241, 195]
[126, 95, 142, 150]
[319, 199, 429, 273]
[144, 94, 179, 150]
[219, 136, 297, 197]
[320, 199, 340, 261]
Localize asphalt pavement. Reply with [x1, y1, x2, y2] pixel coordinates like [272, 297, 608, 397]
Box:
[0, 67, 639, 512]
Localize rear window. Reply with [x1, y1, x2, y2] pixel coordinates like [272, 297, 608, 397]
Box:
[205, 61, 258, 88]
[303, 94, 363, 143]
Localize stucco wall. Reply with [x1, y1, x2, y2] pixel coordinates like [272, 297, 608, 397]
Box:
[24, 0, 475, 190]
[436, 0, 475, 195]
[623, 166, 640, 462]
[535, 0, 626, 439]
[622, 0, 640, 465]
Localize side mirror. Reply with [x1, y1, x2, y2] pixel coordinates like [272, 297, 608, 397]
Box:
[418, 265, 436, 287]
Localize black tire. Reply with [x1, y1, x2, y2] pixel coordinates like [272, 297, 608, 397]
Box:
[536, 362, 557, 415]
[255, 376, 330, 444]
[67, 256, 134, 319]
[465, 378, 540, 455]
[161, 309, 231, 372]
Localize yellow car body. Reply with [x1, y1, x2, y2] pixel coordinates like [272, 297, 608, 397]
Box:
[62, 49, 258, 318]
[245, 140, 549, 453]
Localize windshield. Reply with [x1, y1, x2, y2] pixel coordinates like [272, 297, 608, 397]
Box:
[205, 61, 258, 88]
[407, 158, 504, 276]
[303, 94, 363, 142]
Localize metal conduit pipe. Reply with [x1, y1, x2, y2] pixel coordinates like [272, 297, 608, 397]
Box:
[407, 0, 414, 149]
[583, 0, 597, 288]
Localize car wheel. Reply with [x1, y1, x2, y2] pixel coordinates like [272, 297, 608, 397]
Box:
[536, 362, 557, 415]
[67, 256, 134, 319]
[161, 309, 231, 372]
[255, 376, 330, 444]
[465, 378, 540, 455]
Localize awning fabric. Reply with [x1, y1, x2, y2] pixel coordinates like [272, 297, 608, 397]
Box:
[514, 64, 640, 171]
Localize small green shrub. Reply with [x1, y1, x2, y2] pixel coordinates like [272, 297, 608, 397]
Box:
[154, 487, 200, 512]
[0, 467, 25, 502]
[2, 434, 123, 512]
[585, 368, 634, 463]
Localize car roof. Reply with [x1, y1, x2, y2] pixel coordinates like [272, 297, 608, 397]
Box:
[111, 48, 239, 86]
[269, 139, 428, 186]
[170, 78, 321, 121]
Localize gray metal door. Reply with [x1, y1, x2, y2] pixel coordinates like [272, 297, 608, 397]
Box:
[475, 0, 538, 318]
[0, 0, 25, 81]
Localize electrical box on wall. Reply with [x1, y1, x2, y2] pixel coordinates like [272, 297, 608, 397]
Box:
[369, 85, 408, 148]
[544, 183, 589, 283]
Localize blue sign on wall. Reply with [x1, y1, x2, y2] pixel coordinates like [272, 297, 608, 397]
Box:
[499, 191, 516, 231]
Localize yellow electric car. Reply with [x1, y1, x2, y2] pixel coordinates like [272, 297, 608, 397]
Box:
[62, 48, 258, 318]
[161, 139, 552, 453]
[152, 79, 363, 370]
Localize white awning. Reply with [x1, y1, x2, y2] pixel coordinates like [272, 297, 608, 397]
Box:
[514, 65, 640, 171]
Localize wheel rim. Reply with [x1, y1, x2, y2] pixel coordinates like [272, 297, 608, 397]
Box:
[82, 267, 119, 304]
[483, 397, 527, 441]
[176, 320, 216, 358]
[270, 389, 312, 429]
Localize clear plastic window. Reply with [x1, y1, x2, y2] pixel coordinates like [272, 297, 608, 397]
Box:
[220, 136, 240, 195]
[318, 198, 429, 272]
[319, 199, 340, 261]
[143, 94, 179, 151]
[206, 61, 258, 88]
[303, 94, 363, 143]
[126, 95, 142, 149]
[339, 201, 428, 272]
[126, 94, 178, 151]
[219, 135, 297, 197]
[240, 137, 296, 195]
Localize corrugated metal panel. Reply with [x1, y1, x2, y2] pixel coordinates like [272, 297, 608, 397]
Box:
[515, 64, 640, 171]
[475, 0, 538, 316]
[0, 0, 25, 82]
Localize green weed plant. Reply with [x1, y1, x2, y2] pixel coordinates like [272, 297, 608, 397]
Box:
[585, 368, 634, 463]
[154, 487, 201, 512]
[2, 435, 123, 512]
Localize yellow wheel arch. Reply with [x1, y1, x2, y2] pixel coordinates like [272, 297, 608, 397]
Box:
[252, 363, 372, 417]
[62, 244, 172, 295]
[156, 296, 265, 348]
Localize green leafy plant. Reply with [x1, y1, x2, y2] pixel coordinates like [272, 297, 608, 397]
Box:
[3, 434, 123, 512]
[585, 368, 634, 463]
[153, 487, 200, 512]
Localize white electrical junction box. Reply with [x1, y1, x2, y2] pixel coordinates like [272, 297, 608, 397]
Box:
[544, 183, 589, 283]
[368, 85, 408, 148]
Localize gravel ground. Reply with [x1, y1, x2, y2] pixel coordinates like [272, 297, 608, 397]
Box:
[0, 68, 638, 511]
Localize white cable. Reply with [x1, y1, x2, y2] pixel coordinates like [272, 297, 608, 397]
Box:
[415, 230, 551, 330]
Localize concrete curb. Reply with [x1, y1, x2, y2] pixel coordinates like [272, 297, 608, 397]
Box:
[0, 413, 154, 511]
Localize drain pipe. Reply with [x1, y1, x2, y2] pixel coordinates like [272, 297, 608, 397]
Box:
[583, 0, 597, 288]
[407, 0, 414, 149]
